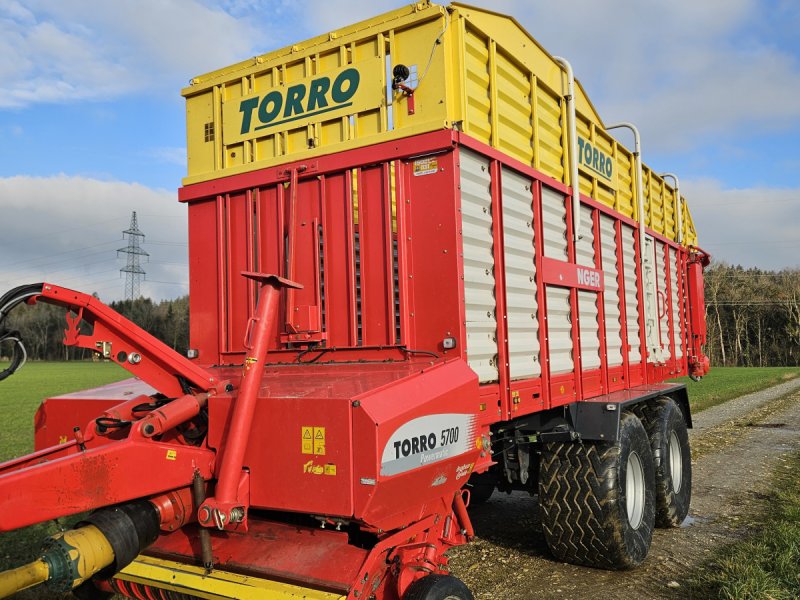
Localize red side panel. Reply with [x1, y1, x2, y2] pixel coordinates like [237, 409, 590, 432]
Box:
[321, 172, 358, 346]
[687, 249, 711, 377]
[687, 259, 706, 339]
[223, 191, 253, 354]
[358, 165, 396, 346]
[188, 199, 220, 364]
[402, 151, 462, 355]
[255, 184, 288, 347]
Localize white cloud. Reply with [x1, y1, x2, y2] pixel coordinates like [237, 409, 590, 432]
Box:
[0, 175, 188, 301]
[684, 178, 800, 269]
[0, 0, 267, 107]
[496, 0, 800, 151]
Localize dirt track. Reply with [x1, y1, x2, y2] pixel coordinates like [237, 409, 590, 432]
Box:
[448, 379, 800, 599]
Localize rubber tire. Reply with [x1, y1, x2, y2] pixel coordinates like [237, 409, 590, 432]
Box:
[633, 397, 692, 527]
[465, 472, 495, 505]
[403, 574, 474, 600]
[539, 411, 655, 570]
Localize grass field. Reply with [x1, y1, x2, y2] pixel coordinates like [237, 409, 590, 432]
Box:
[690, 451, 800, 599]
[670, 366, 800, 413]
[0, 361, 128, 462]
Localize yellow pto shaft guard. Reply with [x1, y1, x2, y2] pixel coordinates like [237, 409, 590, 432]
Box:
[0, 524, 115, 599]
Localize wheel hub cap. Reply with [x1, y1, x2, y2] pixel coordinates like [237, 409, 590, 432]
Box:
[626, 451, 645, 529]
[669, 431, 682, 493]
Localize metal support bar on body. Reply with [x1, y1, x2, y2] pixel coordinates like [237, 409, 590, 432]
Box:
[660, 173, 683, 244]
[606, 123, 643, 240]
[554, 56, 581, 243]
[606, 123, 662, 364]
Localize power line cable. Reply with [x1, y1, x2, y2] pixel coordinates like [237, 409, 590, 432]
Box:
[0, 240, 121, 269]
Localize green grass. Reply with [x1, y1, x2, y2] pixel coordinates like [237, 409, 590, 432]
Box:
[670, 366, 800, 413]
[690, 452, 800, 599]
[0, 361, 128, 461]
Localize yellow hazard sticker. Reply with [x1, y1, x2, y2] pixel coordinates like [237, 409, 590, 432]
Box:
[302, 426, 327, 455]
[301, 426, 313, 454]
[166, 450, 177, 461]
[314, 427, 326, 455]
[58, 435, 68, 444]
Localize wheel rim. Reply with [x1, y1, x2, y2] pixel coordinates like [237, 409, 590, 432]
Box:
[669, 431, 683, 493]
[626, 451, 645, 529]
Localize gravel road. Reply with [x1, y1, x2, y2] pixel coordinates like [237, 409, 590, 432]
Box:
[448, 378, 800, 599]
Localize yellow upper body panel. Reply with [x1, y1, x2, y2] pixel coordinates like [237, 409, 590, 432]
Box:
[183, 1, 695, 245]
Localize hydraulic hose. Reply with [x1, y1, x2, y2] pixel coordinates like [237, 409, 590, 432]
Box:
[0, 283, 43, 381]
[0, 330, 27, 382]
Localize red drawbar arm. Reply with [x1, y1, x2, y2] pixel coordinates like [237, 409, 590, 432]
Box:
[0, 283, 223, 533]
[39, 283, 220, 398]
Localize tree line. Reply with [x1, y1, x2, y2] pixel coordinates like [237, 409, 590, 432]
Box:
[2, 264, 799, 367]
[704, 264, 799, 367]
[2, 295, 189, 361]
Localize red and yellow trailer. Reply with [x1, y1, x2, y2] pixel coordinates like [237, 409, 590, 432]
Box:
[0, 3, 708, 599]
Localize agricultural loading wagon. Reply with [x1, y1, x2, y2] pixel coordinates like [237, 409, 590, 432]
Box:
[0, 3, 710, 599]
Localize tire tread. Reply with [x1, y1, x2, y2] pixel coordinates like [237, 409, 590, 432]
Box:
[539, 412, 654, 569]
[632, 397, 692, 527]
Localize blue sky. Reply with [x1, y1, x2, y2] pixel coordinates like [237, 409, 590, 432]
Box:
[1, 0, 798, 301]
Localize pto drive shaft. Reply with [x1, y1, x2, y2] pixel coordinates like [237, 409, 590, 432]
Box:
[0, 525, 114, 599]
[0, 560, 49, 598]
[0, 500, 160, 598]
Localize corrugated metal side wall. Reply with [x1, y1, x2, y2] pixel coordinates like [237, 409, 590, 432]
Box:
[541, 187, 568, 260]
[600, 214, 623, 367]
[546, 287, 573, 375]
[460, 149, 499, 382]
[541, 187, 573, 375]
[501, 168, 540, 380]
[657, 240, 670, 361]
[576, 206, 600, 370]
[622, 224, 641, 364]
[670, 247, 684, 359]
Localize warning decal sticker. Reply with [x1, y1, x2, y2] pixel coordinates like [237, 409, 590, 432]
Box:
[314, 427, 326, 456]
[413, 157, 438, 176]
[301, 426, 326, 455]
